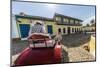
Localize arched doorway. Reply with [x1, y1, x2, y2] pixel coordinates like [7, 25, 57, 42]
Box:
[67, 27, 70, 34]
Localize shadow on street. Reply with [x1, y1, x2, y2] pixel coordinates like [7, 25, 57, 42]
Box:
[61, 34, 91, 48]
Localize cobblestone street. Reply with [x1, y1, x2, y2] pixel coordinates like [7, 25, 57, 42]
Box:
[61, 34, 95, 62]
[61, 45, 95, 63]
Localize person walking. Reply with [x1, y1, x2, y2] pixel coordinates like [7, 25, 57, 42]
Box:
[54, 32, 62, 45]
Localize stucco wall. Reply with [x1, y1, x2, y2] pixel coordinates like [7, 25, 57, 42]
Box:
[82, 26, 95, 31]
[89, 35, 95, 57]
[13, 16, 83, 39]
[12, 15, 19, 38]
[45, 21, 82, 35]
[45, 21, 57, 35]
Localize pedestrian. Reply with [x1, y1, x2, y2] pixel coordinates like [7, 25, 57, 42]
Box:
[54, 32, 62, 45]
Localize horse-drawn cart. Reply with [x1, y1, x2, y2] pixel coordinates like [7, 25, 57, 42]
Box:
[13, 33, 62, 66]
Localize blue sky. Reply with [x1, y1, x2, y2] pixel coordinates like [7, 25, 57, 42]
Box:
[12, 1, 95, 23]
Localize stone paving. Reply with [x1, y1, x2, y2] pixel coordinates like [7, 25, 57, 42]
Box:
[61, 45, 95, 63]
[11, 40, 29, 55]
[61, 34, 95, 62]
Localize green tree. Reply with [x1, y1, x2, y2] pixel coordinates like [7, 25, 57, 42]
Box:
[90, 19, 95, 26]
[86, 23, 90, 27]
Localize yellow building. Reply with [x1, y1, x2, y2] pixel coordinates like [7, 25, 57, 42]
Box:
[89, 35, 95, 57]
[15, 13, 83, 39]
[82, 26, 95, 32]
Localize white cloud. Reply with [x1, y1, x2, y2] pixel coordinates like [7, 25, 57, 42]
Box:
[82, 16, 95, 26]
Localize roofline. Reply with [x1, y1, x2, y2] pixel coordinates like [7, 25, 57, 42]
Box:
[54, 13, 83, 22]
[15, 14, 54, 21]
[15, 13, 83, 22]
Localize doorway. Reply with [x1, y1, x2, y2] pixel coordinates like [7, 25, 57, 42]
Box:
[67, 27, 70, 34]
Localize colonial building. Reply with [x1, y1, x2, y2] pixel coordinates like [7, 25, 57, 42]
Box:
[82, 26, 95, 32]
[14, 13, 83, 39]
[82, 18, 96, 33]
[12, 14, 19, 38]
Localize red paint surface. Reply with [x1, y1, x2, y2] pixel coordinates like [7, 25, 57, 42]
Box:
[14, 34, 62, 66]
[14, 45, 61, 66]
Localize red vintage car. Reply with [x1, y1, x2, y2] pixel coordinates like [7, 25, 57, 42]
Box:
[13, 33, 62, 66]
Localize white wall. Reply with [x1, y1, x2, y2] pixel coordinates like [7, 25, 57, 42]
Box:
[12, 15, 19, 38]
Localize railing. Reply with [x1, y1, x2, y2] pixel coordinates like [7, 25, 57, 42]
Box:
[56, 22, 82, 26]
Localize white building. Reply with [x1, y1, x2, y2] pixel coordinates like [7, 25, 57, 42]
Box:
[12, 14, 19, 39]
